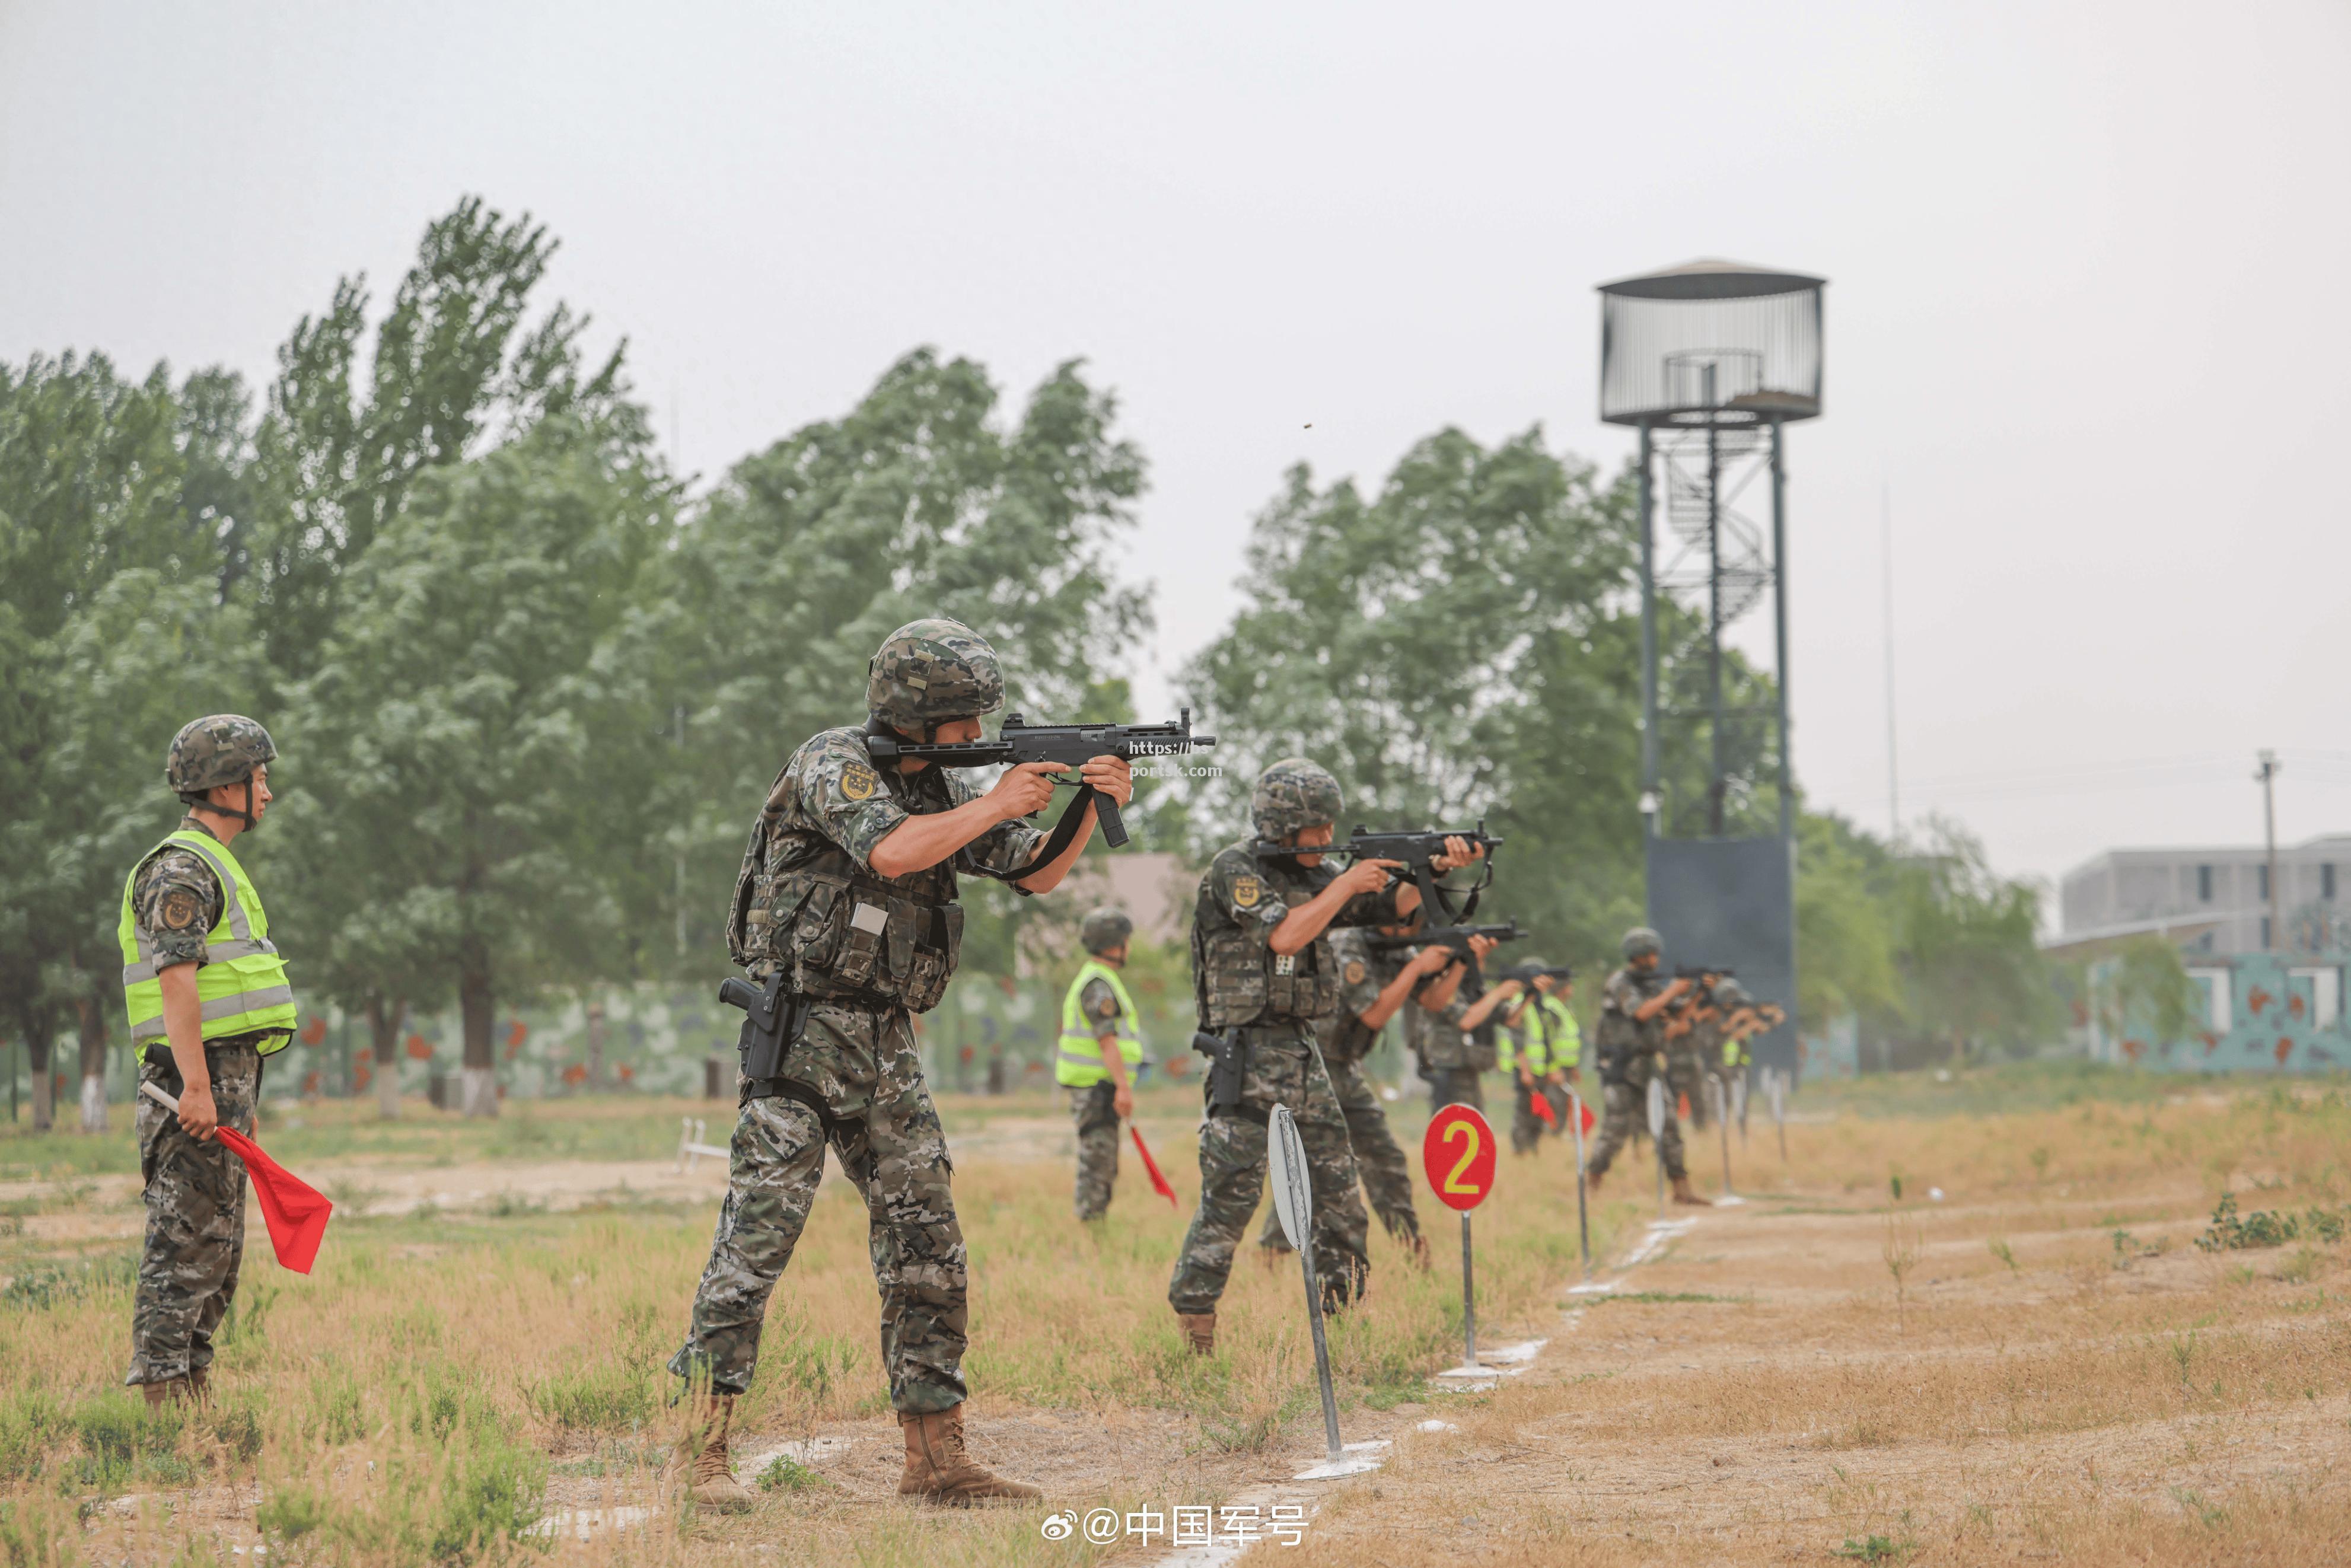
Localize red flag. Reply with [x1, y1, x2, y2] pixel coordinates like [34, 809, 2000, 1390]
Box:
[1531, 1091, 1557, 1127]
[140, 1082, 333, 1272]
[1581, 1098, 1598, 1136]
[216, 1127, 334, 1273]
[1129, 1126, 1178, 1207]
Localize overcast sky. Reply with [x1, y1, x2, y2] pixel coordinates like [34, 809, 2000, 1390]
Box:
[6, 1, 2349, 901]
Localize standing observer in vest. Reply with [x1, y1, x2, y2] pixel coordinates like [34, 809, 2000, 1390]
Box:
[668, 619, 1129, 1510]
[119, 716, 298, 1407]
[1057, 907, 1145, 1222]
[1489, 962, 1579, 1156]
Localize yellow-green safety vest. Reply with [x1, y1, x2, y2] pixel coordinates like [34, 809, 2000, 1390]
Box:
[1500, 993, 1580, 1073]
[119, 829, 297, 1058]
[1056, 959, 1143, 1087]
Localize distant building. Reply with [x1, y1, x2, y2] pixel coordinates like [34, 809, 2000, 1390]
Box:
[2057, 835, 2351, 957]
[2050, 834, 2351, 1075]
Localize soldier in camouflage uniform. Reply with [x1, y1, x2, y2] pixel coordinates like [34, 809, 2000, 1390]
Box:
[669, 619, 1130, 1509]
[1057, 907, 1142, 1222]
[1252, 926, 1452, 1270]
[1664, 968, 1728, 1131]
[120, 716, 298, 1406]
[1170, 759, 1476, 1353]
[1585, 928, 1706, 1204]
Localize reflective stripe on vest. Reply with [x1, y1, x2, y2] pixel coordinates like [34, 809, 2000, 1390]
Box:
[119, 830, 298, 1054]
[1056, 959, 1143, 1086]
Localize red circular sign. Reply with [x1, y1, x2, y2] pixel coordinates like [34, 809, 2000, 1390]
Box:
[1422, 1104, 1498, 1211]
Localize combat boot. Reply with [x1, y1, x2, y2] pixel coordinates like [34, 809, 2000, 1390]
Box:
[897, 1404, 1043, 1505]
[1670, 1174, 1709, 1207]
[1176, 1310, 1217, 1356]
[186, 1366, 212, 1408]
[1404, 1231, 1432, 1273]
[139, 1376, 191, 1410]
[682, 1394, 754, 1511]
[1585, 1165, 1606, 1196]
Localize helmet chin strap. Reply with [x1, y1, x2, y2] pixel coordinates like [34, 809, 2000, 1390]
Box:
[198, 777, 259, 830]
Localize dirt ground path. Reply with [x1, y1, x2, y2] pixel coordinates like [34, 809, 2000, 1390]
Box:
[1249, 1177, 2351, 1565]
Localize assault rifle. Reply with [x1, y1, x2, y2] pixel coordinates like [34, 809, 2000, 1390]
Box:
[862, 709, 1215, 850]
[1254, 821, 1503, 922]
[1369, 920, 1524, 1006]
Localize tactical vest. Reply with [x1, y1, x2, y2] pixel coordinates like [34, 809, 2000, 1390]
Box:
[1539, 995, 1582, 1070]
[119, 830, 297, 1057]
[728, 753, 964, 1012]
[1193, 847, 1339, 1031]
[1056, 960, 1144, 1086]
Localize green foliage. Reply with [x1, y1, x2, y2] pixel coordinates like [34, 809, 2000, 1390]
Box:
[756, 1453, 828, 1492]
[2096, 935, 2205, 1051]
[2195, 1192, 2350, 1252]
[1178, 426, 1646, 968]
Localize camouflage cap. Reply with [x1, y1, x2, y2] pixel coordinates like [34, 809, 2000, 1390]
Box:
[1250, 757, 1342, 840]
[1712, 978, 1751, 1008]
[867, 618, 1005, 730]
[165, 715, 277, 797]
[1080, 907, 1134, 955]
[1620, 926, 1662, 961]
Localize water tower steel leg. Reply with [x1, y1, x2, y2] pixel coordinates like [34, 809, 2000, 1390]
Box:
[1706, 421, 1725, 837]
[1772, 417, 1792, 841]
[1638, 422, 1658, 849]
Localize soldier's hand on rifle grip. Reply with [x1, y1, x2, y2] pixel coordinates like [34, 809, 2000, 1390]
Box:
[985, 760, 1065, 820]
[1430, 835, 1482, 874]
[1077, 754, 1133, 808]
[1466, 932, 1501, 967]
[1406, 945, 1456, 978]
[1336, 856, 1404, 900]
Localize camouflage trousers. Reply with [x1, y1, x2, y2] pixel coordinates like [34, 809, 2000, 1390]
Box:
[1587, 1062, 1686, 1181]
[1069, 1083, 1121, 1221]
[1169, 1030, 1369, 1317]
[1256, 1054, 1422, 1257]
[1423, 1065, 1485, 1113]
[128, 1041, 259, 1386]
[1509, 1075, 1563, 1156]
[668, 1003, 968, 1416]
[1667, 1050, 1710, 1129]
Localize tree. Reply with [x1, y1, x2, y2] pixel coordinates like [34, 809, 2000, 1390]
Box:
[1794, 812, 1905, 1032]
[0, 353, 256, 1127]
[289, 416, 670, 1115]
[622, 350, 1152, 989]
[1178, 426, 1657, 969]
[1887, 818, 2059, 1060]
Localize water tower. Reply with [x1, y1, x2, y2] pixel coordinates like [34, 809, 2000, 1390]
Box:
[1598, 258, 1825, 1078]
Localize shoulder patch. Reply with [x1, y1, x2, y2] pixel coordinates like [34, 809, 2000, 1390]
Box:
[1095, 994, 1119, 1019]
[158, 890, 202, 931]
[839, 763, 879, 802]
[1343, 959, 1367, 986]
[1231, 874, 1261, 909]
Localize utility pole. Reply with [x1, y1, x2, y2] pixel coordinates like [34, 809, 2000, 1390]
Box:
[1882, 482, 1900, 844]
[2257, 750, 2282, 952]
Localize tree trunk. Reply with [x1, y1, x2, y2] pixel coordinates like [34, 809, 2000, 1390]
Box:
[368, 993, 407, 1121]
[585, 997, 606, 1092]
[458, 960, 497, 1118]
[27, 1017, 55, 1131]
[74, 992, 109, 1132]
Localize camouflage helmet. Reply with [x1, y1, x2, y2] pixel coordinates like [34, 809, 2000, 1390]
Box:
[866, 618, 1005, 731]
[1250, 757, 1343, 840]
[1080, 907, 1134, 955]
[1712, 978, 1751, 1008]
[166, 715, 276, 798]
[1620, 926, 1662, 961]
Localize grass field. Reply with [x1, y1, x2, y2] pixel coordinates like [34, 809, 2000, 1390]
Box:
[2, 1065, 2347, 1564]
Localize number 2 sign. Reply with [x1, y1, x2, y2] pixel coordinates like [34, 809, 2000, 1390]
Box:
[1423, 1104, 1496, 1212]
